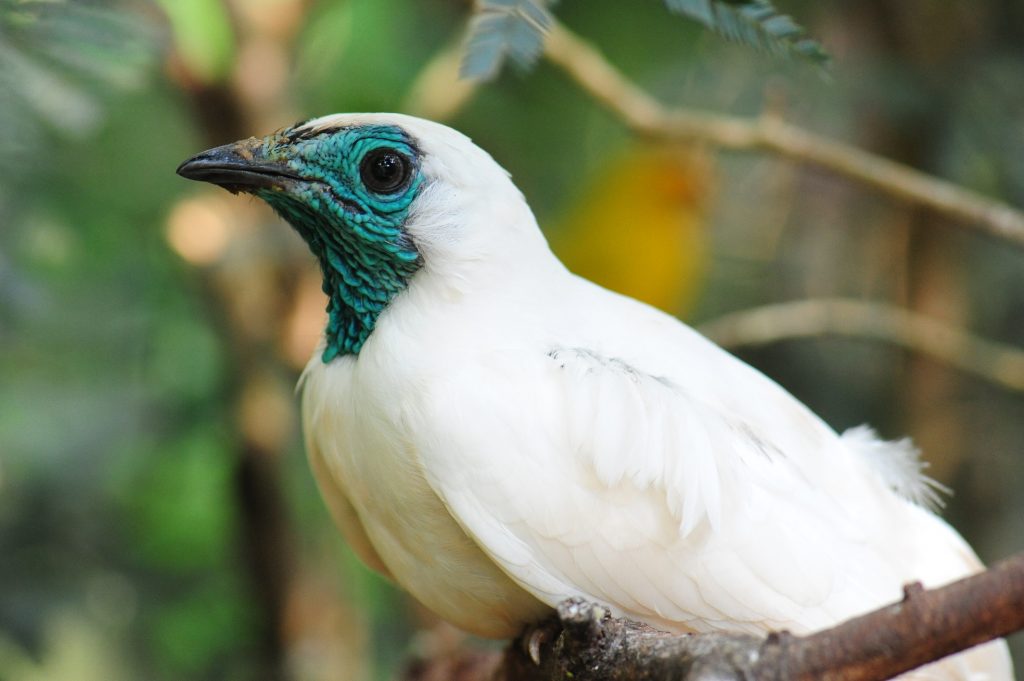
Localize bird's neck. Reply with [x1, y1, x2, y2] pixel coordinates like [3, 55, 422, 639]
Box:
[314, 241, 420, 361]
[261, 194, 422, 362]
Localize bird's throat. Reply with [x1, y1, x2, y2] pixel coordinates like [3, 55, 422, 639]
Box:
[260, 191, 422, 362]
[316, 242, 420, 361]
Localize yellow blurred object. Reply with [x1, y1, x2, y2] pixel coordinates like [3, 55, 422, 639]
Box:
[549, 145, 714, 316]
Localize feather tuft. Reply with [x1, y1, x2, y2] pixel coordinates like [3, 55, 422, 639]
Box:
[841, 425, 949, 512]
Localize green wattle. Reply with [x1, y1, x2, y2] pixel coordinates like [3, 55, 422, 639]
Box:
[257, 125, 424, 361]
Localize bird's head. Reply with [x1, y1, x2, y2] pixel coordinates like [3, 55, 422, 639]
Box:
[177, 113, 548, 362]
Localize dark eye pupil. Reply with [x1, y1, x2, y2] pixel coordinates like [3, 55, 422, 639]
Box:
[361, 149, 410, 193]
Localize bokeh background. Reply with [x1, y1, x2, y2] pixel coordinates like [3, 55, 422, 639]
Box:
[2, 1, 1023, 679]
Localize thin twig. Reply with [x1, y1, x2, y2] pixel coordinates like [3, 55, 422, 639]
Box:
[543, 23, 1024, 248]
[697, 298, 1024, 392]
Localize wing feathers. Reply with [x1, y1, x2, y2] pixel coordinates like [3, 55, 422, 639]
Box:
[417, 346, 882, 631]
[410, 339, 987, 645]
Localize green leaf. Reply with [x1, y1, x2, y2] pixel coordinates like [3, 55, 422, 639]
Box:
[458, 0, 827, 83]
[461, 0, 555, 81]
[664, 0, 830, 66]
[154, 0, 235, 84]
[0, 0, 159, 139]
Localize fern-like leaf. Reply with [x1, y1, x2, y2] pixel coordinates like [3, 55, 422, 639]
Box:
[664, 0, 829, 66]
[0, 0, 157, 138]
[461, 0, 555, 81]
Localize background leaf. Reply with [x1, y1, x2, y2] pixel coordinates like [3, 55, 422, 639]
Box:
[460, 0, 827, 82]
[154, 0, 235, 84]
[460, 0, 555, 81]
[0, 0, 157, 155]
[663, 0, 829, 66]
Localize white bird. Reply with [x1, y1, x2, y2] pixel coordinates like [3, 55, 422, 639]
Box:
[177, 113, 1013, 680]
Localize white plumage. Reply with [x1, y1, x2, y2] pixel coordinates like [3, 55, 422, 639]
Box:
[294, 114, 1012, 679]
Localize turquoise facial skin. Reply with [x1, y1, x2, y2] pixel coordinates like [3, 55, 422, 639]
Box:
[256, 124, 424, 362]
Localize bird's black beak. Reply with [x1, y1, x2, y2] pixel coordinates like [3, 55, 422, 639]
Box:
[176, 138, 303, 194]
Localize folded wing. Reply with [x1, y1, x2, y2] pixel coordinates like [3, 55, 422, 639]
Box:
[413, 344, 930, 634]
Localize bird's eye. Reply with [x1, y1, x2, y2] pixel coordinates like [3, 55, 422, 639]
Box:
[360, 149, 411, 194]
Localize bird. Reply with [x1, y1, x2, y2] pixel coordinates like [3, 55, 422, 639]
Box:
[177, 113, 1013, 680]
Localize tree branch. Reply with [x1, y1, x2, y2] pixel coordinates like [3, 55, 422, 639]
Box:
[402, 552, 1024, 681]
[695, 298, 1024, 392]
[542, 22, 1024, 248]
[756, 551, 1024, 681]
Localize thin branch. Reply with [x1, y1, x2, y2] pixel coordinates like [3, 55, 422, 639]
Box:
[542, 22, 1024, 248]
[695, 298, 1024, 392]
[402, 552, 1024, 681]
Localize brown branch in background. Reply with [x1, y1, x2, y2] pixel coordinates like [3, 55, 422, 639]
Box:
[696, 298, 1024, 393]
[542, 22, 1024, 248]
[180, 90, 294, 679]
[403, 552, 1024, 681]
[168, 11, 305, 681]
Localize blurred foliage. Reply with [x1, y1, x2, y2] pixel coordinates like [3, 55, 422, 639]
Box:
[0, 0, 158, 162]
[155, 0, 235, 84]
[664, 0, 828, 67]
[1, 0, 1023, 680]
[549, 145, 711, 315]
[461, 0, 554, 80]
[460, 0, 828, 80]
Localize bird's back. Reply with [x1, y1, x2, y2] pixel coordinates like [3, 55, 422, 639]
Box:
[544, 275, 1014, 679]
